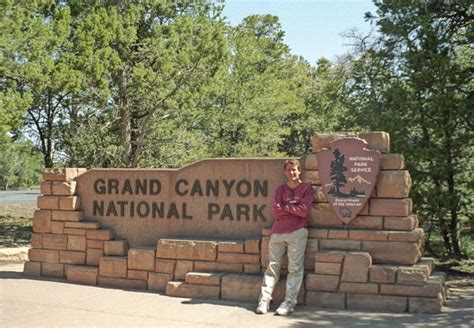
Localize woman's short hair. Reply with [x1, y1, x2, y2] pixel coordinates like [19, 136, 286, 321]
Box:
[284, 159, 301, 170]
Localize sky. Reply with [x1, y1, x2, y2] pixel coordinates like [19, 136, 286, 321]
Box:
[222, 0, 378, 64]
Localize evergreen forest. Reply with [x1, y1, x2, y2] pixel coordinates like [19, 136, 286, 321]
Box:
[1, 1, 472, 261]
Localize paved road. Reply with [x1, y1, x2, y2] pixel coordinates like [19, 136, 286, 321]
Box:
[1, 263, 473, 327]
[0, 190, 39, 205]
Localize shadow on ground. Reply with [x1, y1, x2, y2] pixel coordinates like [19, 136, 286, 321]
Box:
[1, 267, 473, 327]
[177, 277, 474, 327]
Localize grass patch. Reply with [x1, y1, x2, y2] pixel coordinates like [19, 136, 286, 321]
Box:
[0, 204, 35, 248]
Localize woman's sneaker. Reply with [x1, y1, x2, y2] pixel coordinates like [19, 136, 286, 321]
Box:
[255, 301, 270, 314]
[275, 300, 295, 316]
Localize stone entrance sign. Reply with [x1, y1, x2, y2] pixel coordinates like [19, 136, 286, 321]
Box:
[76, 159, 286, 247]
[317, 138, 381, 224]
[24, 132, 445, 314]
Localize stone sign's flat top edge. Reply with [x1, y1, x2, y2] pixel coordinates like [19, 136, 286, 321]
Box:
[84, 158, 288, 172]
[314, 137, 385, 153]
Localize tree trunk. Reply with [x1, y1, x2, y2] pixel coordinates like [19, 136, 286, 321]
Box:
[118, 67, 132, 167]
[130, 116, 144, 168]
[423, 217, 435, 255]
[444, 122, 464, 259]
[440, 221, 452, 256]
[449, 210, 463, 259]
[434, 177, 453, 257]
[45, 92, 54, 168]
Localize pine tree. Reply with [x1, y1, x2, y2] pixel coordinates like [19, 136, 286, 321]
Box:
[329, 148, 347, 196]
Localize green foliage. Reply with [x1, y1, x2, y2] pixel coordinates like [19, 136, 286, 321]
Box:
[1, 1, 83, 166]
[196, 15, 304, 159]
[2, 0, 471, 263]
[281, 58, 351, 155]
[2, 1, 345, 169]
[64, 1, 227, 167]
[122, 14, 311, 167]
[59, 109, 123, 168]
[0, 1, 36, 133]
[0, 134, 42, 190]
[346, 0, 473, 259]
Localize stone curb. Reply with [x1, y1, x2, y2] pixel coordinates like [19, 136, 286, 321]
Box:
[0, 247, 29, 264]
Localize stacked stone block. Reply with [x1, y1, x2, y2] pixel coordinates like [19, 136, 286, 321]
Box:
[157, 239, 262, 295]
[300, 133, 423, 265]
[23, 132, 444, 314]
[298, 132, 444, 313]
[24, 168, 91, 278]
[305, 251, 444, 313]
[158, 239, 303, 304]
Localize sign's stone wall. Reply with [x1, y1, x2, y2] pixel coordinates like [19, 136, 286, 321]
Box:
[75, 159, 287, 247]
[23, 132, 446, 314]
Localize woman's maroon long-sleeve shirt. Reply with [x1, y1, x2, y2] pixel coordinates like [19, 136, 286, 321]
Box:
[271, 182, 314, 235]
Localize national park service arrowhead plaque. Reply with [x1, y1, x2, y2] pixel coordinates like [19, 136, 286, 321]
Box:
[316, 138, 381, 224]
